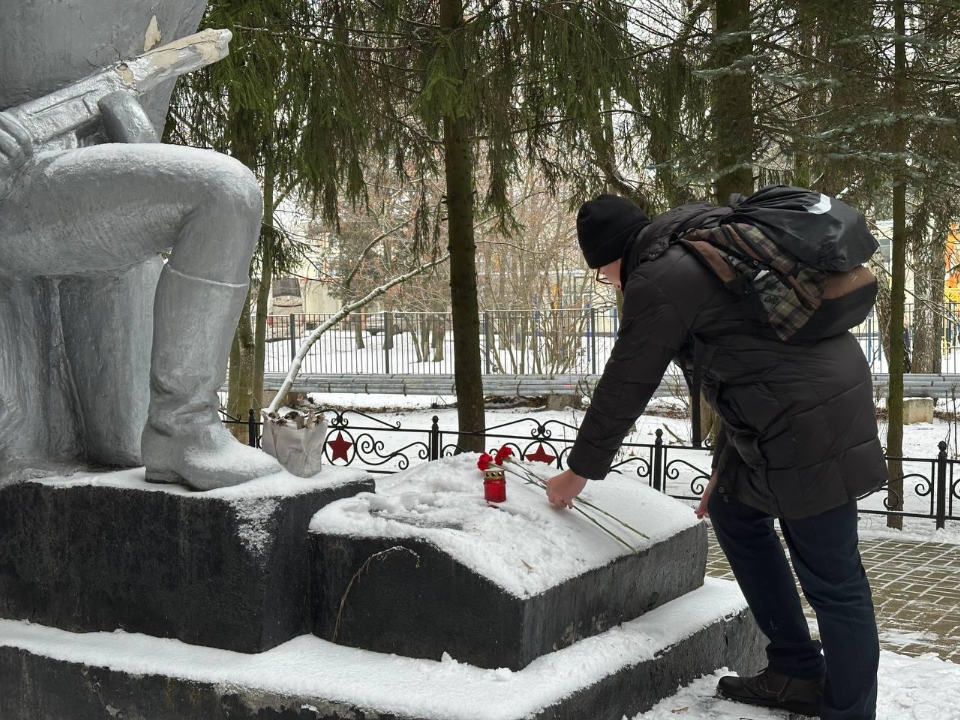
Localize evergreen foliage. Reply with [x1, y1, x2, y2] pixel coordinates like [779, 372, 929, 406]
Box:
[164, 1, 960, 470]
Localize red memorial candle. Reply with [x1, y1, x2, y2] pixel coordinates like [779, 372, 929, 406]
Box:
[483, 468, 507, 503]
[478, 452, 507, 503]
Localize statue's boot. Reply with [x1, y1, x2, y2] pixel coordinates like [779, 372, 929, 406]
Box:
[141, 266, 282, 490]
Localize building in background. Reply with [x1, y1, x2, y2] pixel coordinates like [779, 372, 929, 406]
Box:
[298, 238, 341, 316]
[269, 212, 342, 319]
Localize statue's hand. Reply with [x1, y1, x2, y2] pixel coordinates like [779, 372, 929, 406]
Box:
[98, 91, 159, 144]
[0, 112, 34, 201]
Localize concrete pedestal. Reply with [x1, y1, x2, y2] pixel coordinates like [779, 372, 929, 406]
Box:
[0, 468, 373, 653]
[0, 580, 765, 720]
[0, 457, 765, 720]
[309, 455, 709, 670]
[312, 524, 706, 670]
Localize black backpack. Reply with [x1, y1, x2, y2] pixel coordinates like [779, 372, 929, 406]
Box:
[647, 185, 881, 447]
[724, 184, 878, 271]
[675, 185, 880, 342]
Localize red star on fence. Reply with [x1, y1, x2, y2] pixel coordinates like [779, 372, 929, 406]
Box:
[525, 443, 556, 465]
[327, 432, 353, 463]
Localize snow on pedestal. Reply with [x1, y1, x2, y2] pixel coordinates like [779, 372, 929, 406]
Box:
[310, 454, 709, 670]
[0, 465, 374, 653]
[0, 578, 763, 720]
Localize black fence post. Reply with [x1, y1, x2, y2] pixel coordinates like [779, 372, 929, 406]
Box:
[692, 353, 702, 450]
[247, 408, 258, 448]
[384, 312, 393, 373]
[937, 441, 948, 530]
[483, 311, 491, 374]
[430, 415, 441, 460]
[653, 429, 663, 492]
[590, 307, 597, 375]
[288, 314, 296, 363]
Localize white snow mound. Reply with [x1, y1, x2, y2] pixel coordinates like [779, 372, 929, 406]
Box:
[310, 454, 701, 598]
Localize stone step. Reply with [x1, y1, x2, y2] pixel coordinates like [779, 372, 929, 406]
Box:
[309, 455, 708, 670]
[0, 467, 374, 654]
[0, 579, 764, 720]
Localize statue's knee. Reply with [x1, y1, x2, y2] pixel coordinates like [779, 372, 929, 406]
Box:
[167, 152, 263, 277]
[200, 156, 263, 228]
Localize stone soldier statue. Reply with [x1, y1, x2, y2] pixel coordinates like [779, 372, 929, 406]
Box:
[0, 1, 281, 489]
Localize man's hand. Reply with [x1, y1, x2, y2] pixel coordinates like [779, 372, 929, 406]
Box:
[695, 471, 719, 519]
[546, 469, 588, 509]
[0, 112, 34, 201]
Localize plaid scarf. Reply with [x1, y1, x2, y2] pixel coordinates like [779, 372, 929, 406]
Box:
[681, 222, 828, 341]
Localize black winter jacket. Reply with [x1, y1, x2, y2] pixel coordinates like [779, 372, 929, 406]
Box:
[566, 206, 887, 520]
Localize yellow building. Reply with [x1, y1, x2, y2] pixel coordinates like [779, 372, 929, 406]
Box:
[945, 224, 960, 303]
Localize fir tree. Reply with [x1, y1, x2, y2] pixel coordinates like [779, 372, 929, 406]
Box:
[232, 1, 661, 449]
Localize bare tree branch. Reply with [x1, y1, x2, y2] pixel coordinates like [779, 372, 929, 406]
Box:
[267, 253, 450, 412]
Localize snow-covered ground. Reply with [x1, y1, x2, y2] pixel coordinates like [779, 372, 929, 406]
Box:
[633, 651, 960, 719]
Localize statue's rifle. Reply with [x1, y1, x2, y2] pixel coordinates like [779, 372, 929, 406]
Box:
[6, 29, 232, 147]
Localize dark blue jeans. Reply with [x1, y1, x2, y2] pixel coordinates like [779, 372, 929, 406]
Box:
[708, 492, 879, 720]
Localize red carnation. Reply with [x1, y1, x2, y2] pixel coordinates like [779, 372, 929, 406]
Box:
[495, 445, 514, 465]
[477, 452, 493, 471]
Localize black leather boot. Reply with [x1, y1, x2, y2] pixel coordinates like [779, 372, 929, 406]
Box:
[717, 667, 824, 716]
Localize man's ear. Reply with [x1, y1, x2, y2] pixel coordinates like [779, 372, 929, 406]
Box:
[97, 91, 159, 144]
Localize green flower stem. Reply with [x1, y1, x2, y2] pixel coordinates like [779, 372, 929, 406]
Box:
[503, 460, 651, 541]
[500, 462, 647, 550]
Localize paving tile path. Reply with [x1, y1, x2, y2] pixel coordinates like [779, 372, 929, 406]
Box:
[705, 526, 960, 663]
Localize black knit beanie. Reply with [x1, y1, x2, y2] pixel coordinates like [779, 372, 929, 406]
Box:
[576, 194, 651, 269]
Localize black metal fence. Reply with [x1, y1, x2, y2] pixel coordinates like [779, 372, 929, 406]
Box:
[223, 409, 959, 530]
[264, 303, 960, 377]
[264, 309, 618, 377]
